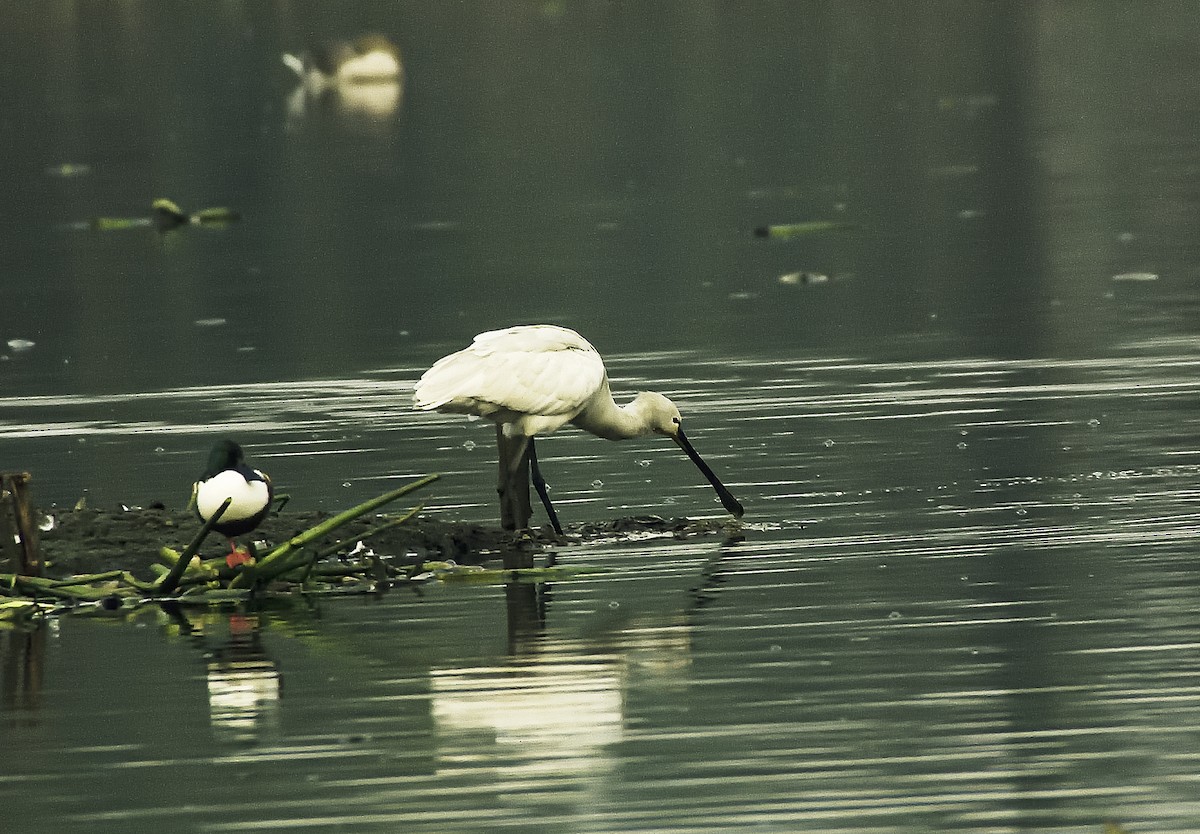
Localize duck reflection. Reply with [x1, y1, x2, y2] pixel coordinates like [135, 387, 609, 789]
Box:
[167, 609, 282, 743]
[205, 613, 282, 743]
[283, 34, 405, 122]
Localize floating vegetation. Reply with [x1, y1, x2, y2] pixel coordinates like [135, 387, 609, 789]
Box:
[3, 477, 737, 625]
[753, 220, 857, 239]
[152, 198, 241, 231]
[67, 198, 242, 233]
[44, 162, 93, 178]
[1, 476, 440, 621]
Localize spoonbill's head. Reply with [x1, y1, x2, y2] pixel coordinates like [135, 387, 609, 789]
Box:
[635, 392, 745, 519]
[633, 392, 684, 437]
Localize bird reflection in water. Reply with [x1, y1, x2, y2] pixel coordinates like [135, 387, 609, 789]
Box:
[167, 609, 282, 744]
[204, 613, 281, 743]
[283, 34, 405, 122]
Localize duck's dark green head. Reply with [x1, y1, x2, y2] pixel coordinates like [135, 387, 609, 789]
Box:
[201, 439, 246, 479]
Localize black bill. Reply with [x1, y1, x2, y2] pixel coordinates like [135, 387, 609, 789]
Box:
[674, 427, 744, 518]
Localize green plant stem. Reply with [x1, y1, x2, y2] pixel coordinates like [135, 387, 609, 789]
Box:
[293, 503, 425, 583]
[157, 497, 231, 595]
[231, 475, 438, 589]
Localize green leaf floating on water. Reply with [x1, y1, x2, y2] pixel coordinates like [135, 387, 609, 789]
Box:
[753, 220, 857, 239]
[190, 207, 241, 226]
[0, 598, 57, 621]
[89, 216, 152, 231]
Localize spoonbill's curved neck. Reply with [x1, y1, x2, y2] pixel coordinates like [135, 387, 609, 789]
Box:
[571, 382, 655, 441]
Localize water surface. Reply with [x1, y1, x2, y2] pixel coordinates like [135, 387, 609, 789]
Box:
[3, 2, 1200, 832]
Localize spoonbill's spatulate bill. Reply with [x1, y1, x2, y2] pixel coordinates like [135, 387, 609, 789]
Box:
[413, 325, 744, 533]
[193, 439, 274, 559]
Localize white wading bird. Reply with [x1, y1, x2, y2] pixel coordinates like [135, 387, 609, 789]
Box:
[193, 439, 274, 565]
[413, 325, 744, 534]
[282, 34, 404, 87]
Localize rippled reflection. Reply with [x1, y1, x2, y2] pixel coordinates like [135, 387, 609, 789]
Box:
[201, 614, 282, 744]
[432, 659, 623, 776]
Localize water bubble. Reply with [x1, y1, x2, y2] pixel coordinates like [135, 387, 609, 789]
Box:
[342, 481, 352, 488]
[768, 644, 783, 653]
[591, 479, 603, 488]
[1015, 507, 1028, 516]
[608, 601, 620, 610]
[38, 514, 56, 532]
[823, 439, 835, 448]
[154, 446, 165, 454]
[1087, 418, 1100, 427]
[462, 439, 476, 451]
[635, 459, 651, 468]
[888, 611, 902, 620]
[956, 441, 968, 450]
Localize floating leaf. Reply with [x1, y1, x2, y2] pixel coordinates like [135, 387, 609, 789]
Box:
[191, 207, 242, 227]
[90, 216, 151, 232]
[753, 220, 857, 239]
[45, 162, 92, 178]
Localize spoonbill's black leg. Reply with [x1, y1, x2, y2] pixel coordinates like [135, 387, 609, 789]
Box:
[527, 438, 562, 535]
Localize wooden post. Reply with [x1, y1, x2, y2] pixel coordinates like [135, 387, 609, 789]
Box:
[0, 472, 42, 577]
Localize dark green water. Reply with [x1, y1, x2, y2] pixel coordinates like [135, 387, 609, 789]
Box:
[3, 3, 1200, 832]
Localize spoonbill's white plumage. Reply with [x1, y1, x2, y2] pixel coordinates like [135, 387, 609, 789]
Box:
[414, 325, 744, 533]
[283, 34, 404, 87]
[283, 34, 404, 120]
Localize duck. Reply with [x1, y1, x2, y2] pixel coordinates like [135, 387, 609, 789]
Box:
[193, 439, 273, 566]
